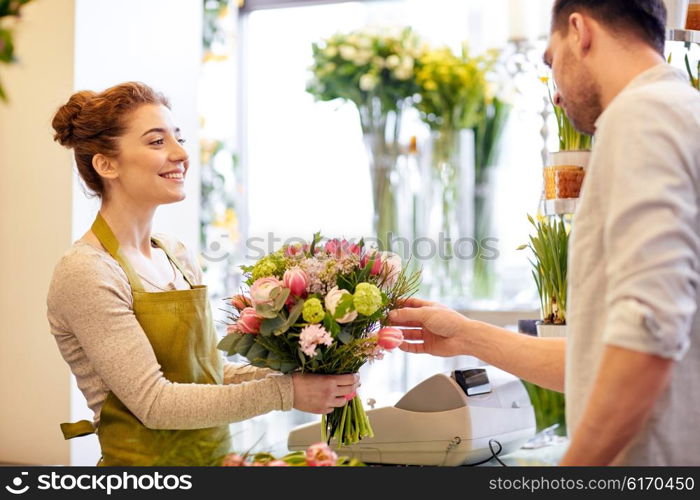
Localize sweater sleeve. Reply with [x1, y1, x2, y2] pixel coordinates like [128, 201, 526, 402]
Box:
[47, 249, 293, 430]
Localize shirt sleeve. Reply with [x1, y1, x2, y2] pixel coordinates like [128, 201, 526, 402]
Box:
[600, 96, 700, 360]
[47, 251, 294, 430]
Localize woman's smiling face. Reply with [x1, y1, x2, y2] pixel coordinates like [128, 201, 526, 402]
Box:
[107, 103, 189, 205]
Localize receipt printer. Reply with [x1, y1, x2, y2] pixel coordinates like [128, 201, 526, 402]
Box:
[287, 366, 536, 466]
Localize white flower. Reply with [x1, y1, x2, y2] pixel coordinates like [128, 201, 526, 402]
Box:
[353, 49, 372, 66]
[393, 66, 412, 81]
[401, 56, 414, 70]
[357, 36, 372, 49]
[372, 56, 385, 69]
[323, 45, 338, 58]
[359, 73, 379, 91]
[324, 286, 358, 324]
[386, 54, 400, 69]
[339, 45, 357, 61]
[347, 34, 359, 46]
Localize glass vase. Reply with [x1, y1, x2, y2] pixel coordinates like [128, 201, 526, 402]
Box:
[423, 127, 473, 302]
[359, 98, 403, 252]
[472, 170, 496, 300]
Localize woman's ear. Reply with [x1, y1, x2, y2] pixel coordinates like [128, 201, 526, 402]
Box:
[92, 154, 119, 180]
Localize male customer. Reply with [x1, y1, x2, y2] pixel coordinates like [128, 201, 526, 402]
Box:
[391, 0, 700, 465]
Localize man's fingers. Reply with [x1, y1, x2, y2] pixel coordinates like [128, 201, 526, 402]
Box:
[334, 374, 359, 386]
[388, 307, 426, 327]
[397, 297, 435, 309]
[399, 341, 426, 354]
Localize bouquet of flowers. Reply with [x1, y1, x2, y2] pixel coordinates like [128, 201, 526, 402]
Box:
[222, 442, 363, 467]
[306, 26, 423, 114]
[217, 234, 420, 446]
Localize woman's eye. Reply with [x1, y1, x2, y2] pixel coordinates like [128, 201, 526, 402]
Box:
[177, 138, 186, 145]
[150, 139, 164, 145]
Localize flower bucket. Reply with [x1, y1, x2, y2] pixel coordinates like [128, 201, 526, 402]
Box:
[544, 150, 590, 200]
[536, 322, 567, 338]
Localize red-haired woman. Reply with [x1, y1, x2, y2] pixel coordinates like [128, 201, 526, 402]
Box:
[47, 82, 358, 466]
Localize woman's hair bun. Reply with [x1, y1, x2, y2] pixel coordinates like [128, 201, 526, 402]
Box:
[51, 90, 97, 147]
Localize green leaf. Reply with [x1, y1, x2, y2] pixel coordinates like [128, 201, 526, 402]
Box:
[260, 316, 286, 336]
[280, 360, 298, 374]
[246, 342, 268, 365]
[255, 303, 280, 319]
[323, 312, 341, 337]
[337, 329, 353, 345]
[234, 334, 255, 356]
[217, 334, 241, 353]
[265, 351, 282, 371]
[271, 287, 291, 310]
[333, 293, 355, 320]
[286, 299, 305, 326]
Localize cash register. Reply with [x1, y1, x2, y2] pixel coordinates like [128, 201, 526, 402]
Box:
[287, 366, 536, 466]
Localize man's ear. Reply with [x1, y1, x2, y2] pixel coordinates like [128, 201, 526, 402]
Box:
[568, 12, 593, 57]
[92, 154, 119, 180]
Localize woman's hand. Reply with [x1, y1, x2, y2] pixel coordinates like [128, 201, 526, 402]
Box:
[388, 297, 471, 357]
[291, 373, 360, 414]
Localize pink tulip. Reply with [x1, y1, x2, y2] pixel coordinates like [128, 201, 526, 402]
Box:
[361, 251, 383, 275]
[221, 454, 246, 466]
[348, 243, 361, 255]
[325, 239, 340, 255]
[231, 294, 250, 310]
[250, 277, 283, 308]
[283, 267, 308, 297]
[305, 442, 338, 466]
[237, 307, 263, 334]
[377, 327, 404, 350]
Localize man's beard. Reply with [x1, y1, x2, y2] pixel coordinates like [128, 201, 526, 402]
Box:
[560, 51, 603, 136]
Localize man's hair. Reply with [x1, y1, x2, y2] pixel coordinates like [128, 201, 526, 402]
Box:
[552, 0, 666, 55]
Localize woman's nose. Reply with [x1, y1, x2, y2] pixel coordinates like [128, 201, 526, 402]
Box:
[170, 141, 189, 163]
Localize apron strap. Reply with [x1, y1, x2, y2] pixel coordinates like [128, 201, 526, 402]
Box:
[151, 236, 196, 289]
[60, 420, 95, 440]
[91, 213, 145, 292]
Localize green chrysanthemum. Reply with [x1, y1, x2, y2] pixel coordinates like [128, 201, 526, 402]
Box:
[302, 298, 325, 324]
[252, 253, 287, 281]
[353, 282, 382, 316]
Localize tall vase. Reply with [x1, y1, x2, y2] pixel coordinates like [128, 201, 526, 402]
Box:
[424, 127, 472, 302]
[472, 170, 496, 300]
[359, 98, 402, 252]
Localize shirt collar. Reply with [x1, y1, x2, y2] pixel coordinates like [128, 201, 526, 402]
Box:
[594, 63, 687, 130]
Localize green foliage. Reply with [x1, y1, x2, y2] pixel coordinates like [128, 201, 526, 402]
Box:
[415, 45, 494, 131]
[0, 0, 34, 102]
[522, 381, 566, 435]
[518, 215, 569, 324]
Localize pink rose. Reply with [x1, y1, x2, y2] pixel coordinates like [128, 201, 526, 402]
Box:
[237, 307, 263, 334]
[231, 294, 250, 310]
[250, 277, 284, 308]
[324, 286, 357, 324]
[283, 267, 309, 297]
[378, 251, 402, 288]
[377, 327, 404, 350]
[305, 442, 338, 466]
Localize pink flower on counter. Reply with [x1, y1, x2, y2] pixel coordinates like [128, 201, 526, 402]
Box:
[305, 442, 338, 466]
[266, 460, 289, 467]
[250, 276, 284, 308]
[377, 327, 404, 350]
[299, 324, 333, 358]
[237, 307, 263, 334]
[230, 294, 250, 310]
[221, 454, 246, 466]
[283, 267, 309, 297]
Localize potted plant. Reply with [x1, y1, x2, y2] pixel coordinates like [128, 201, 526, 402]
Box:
[517, 214, 569, 434]
[542, 78, 592, 206]
[517, 214, 569, 337]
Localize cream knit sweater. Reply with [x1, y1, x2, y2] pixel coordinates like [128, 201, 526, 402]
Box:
[46, 236, 293, 431]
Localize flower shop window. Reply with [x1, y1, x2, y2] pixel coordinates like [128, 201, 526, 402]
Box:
[239, 0, 549, 310]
